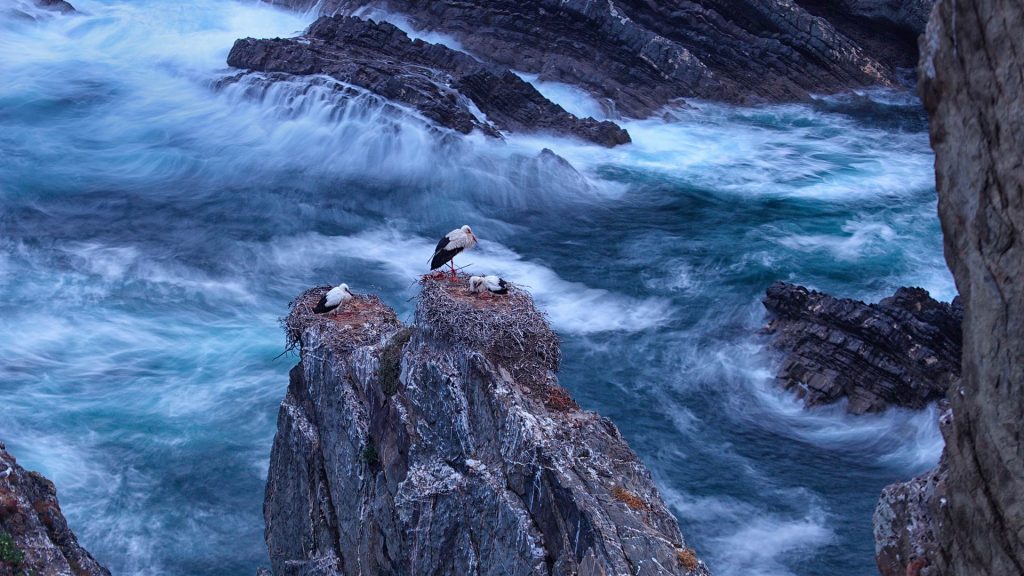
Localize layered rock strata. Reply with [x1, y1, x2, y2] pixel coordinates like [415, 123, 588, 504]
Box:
[272, 0, 914, 113]
[227, 16, 630, 146]
[264, 278, 708, 575]
[762, 281, 962, 414]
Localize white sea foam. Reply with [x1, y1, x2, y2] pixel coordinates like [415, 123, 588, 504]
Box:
[514, 71, 609, 119]
[774, 220, 899, 261]
[660, 486, 835, 576]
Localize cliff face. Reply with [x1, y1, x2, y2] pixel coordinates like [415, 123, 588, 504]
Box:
[0, 444, 110, 576]
[872, 0, 1024, 574]
[265, 279, 708, 576]
[762, 282, 962, 414]
[917, 0, 1024, 573]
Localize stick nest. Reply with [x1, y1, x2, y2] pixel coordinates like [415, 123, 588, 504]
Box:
[284, 286, 400, 354]
[416, 275, 560, 386]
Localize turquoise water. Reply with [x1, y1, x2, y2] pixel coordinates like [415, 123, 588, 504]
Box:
[0, 2, 953, 575]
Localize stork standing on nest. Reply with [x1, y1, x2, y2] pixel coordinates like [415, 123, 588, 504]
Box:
[468, 275, 509, 297]
[313, 283, 354, 314]
[430, 225, 478, 281]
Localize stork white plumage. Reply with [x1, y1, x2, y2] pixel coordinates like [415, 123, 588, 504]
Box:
[430, 225, 477, 281]
[313, 283, 354, 314]
[468, 275, 509, 296]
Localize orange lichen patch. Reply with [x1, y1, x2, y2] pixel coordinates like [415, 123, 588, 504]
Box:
[676, 547, 699, 572]
[611, 486, 649, 511]
[544, 386, 579, 412]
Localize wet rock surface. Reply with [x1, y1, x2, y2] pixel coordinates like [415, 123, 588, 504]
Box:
[227, 16, 630, 146]
[270, 0, 914, 115]
[265, 277, 708, 575]
[762, 281, 962, 414]
[0, 443, 110, 576]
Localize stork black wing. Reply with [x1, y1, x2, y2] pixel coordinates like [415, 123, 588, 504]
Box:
[493, 279, 510, 294]
[430, 235, 463, 270]
[313, 294, 336, 314]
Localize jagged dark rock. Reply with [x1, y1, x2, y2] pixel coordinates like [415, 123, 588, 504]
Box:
[267, 0, 919, 115]
[762, 281, 962, 414]
[873, 408, 950, 576]
[902, 0, 1024, 573]
[35, 0, 74, 13]
[265, 278, 708, 576]
[226, 16, 630, 147]
[0, 443, 109, 576]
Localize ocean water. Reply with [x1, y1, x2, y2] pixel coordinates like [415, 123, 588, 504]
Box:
[0, 2, 953, 575]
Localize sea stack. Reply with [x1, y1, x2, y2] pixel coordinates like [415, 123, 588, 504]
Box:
[266, 280, 709, 575]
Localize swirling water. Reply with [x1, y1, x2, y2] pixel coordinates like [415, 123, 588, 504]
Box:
[0, 2, 953, 575]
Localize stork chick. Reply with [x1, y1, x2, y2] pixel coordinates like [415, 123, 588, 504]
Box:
[468, 275, 509, 297]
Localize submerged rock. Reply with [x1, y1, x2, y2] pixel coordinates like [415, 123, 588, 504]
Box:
[762, 282, 962, 414]
[227, 16, 630, 147]
[265, 278, 708, 575]
[35, 0, 74, 13]
[0, 443, 109, 576]
[271, 0, 913, 115]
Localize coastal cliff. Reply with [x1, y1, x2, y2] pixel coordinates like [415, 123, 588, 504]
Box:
[874, 0, 1024, 574]
[0, 444, 109, 576]
[264, 278, 707, 575]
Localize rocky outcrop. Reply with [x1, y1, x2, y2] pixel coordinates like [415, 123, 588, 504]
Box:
[907, 0, 1024, 573]
[226, 16, 630, 146]
[265, 278, 708, 575]
[34, 0, 74, 13]
[0, 443, 109, 576]
[267, 0, 910, 115]
[762, 281, 962, 414]
[873, 409, 951, 576]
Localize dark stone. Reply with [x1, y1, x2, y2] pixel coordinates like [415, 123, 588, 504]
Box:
[226, 16, 630, 147]
[0, 443, 110, 576]
[762, 281, 962, 413]
[35, 0, 75, 13]
[272, 0, 922, 115]
[264, 280, 709, 575]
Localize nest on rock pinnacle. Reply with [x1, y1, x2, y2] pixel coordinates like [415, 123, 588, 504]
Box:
[417, 274, 561, 387]
[284, 286, 400, 354]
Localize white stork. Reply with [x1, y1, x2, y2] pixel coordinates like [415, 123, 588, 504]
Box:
[313, 283, 354, 314]
[430, 225, 478, 281]
[468, 275, 509, 296]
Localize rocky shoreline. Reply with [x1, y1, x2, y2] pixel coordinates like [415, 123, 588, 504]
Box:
[224, 0, 936, 141]
[265, 277, 708, 575]
[227, 15, 631, 146]
[761, 282, 962, 413]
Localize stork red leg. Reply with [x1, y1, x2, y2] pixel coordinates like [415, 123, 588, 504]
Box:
[449, 259, 457, 282]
